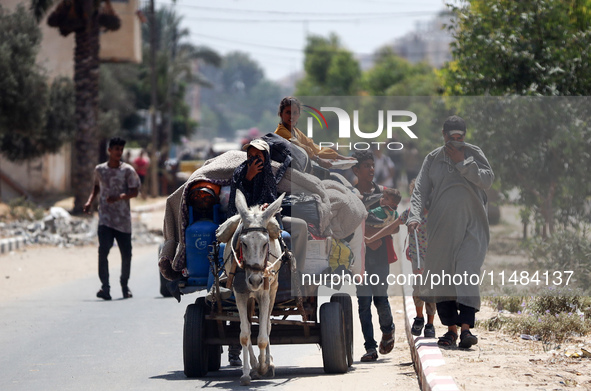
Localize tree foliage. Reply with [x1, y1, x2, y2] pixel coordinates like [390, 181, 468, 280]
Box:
[443, 0, 591, 96]
[296, 34, 361, 96]
[362, 47, 417, 95]
[0, 5, 47, 140]
[98, 64, 138, 142]
[464, 97, 591, 236]
[442, 0, 591, 236]
[134, 5, 221, 145]
[199, 51, 286, 139]
[0, 5, 75, 161]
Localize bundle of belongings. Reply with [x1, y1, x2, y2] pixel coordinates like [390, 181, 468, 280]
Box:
[158, 144, 367, 290]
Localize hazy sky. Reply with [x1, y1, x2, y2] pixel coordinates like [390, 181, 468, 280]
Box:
[160, 0, 450, 81]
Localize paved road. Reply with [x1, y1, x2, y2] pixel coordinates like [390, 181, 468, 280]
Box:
[0, 245, 419, 390]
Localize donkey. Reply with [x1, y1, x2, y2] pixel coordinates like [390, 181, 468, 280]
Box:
[216, 190, 285, 386]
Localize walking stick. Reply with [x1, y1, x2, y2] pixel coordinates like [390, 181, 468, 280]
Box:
[414, 229, 421, 270]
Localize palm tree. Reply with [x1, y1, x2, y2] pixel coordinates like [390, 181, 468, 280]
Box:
[31, 0, 121, 213]
[138, 5, 220, 195]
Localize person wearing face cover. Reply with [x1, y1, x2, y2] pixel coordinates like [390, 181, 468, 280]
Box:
[226, 138, 309, 366]
[406, 115, 494, 349]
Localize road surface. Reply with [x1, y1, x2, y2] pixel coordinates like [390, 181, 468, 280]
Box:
[0, 244, 419, 390]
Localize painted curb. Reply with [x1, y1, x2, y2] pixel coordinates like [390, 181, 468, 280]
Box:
[0, 237, 27, 256]
[402, 276, 460, 391]
[403, 295, 459, 391]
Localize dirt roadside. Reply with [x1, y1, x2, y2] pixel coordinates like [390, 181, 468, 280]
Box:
[429, 205, 591, 391]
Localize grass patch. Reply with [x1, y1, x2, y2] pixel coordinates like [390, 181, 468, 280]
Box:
[479, 290, 591, 343]
[7, 197, 44, 221]
[504, 312, 590, 344]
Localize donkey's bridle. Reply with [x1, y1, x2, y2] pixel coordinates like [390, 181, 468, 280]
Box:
[240, 227, 269, 235]
[234, 226, 270, 271]
[227, 225, 288, 291]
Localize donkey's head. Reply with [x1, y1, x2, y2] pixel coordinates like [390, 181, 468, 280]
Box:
[234, 189, 284, 291]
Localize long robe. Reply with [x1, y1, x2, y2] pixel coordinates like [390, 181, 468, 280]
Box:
[407, 142, 494, 310]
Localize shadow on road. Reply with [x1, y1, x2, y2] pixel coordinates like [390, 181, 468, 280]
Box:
[150, 365, 356, 388]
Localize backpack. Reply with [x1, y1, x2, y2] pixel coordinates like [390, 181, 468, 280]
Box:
[261, 133, 310, 183]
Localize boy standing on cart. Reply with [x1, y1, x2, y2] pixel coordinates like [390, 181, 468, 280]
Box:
[351, 150, 396, 362]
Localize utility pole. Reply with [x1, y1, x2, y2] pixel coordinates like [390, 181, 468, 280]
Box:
[162, 12, 177, 176]
[149, 0, 159, 197]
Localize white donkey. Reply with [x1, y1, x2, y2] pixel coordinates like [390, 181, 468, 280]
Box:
[216, 190, 285, 386]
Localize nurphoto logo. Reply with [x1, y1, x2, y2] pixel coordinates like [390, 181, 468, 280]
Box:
[302, 106, 418, 151]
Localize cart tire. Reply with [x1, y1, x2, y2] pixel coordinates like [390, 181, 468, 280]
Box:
[320, 302, 348, 374]
[183, 298, 208, 377]
[207, 345, 222, 371]
[331, 293, 353, 367]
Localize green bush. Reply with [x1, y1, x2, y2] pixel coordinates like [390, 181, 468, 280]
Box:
[526, 287, 590, 316]
[526, 230, 591, 292]
[484, 295, 525, 313]
[476, 314, 510, 331]
[8, 197, 44, 221]
[504, 312, 590, 343]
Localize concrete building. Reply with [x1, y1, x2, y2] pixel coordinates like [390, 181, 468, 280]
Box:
[0, 0, 141, 202]
[390, 11, 454, 69]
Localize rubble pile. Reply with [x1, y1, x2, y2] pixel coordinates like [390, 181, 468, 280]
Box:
[0, 207, 161, 247]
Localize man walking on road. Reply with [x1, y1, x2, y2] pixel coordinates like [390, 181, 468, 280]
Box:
[84, 137, 141, 300]
[407, 115, 494, 349]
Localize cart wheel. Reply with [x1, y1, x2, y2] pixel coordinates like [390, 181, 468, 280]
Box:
[183, 297, 208, 377]
[207, 345, 222, 371]
[320, 302, 348, 374]
[330, 293, 353, 367]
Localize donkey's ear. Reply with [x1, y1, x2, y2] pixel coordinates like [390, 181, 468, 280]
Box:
[262, 192, 285, 223]
[235, 189, 249, 220]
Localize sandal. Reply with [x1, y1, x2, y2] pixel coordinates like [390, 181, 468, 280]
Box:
[424, 323, 436, 338]
[411, 317, 425, 336]
[360, 348, 378, 362]
[437, 330, 457, 347]
[459, 330, 478, 349]
[378, 332, 395, 355]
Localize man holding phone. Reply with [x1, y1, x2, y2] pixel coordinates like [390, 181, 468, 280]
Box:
[406, 115, 494, 349]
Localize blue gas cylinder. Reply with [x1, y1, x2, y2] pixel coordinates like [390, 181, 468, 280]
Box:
[185, 205, 220, 286]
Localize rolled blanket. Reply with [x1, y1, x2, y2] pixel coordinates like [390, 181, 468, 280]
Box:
[323, 179, 367, 239]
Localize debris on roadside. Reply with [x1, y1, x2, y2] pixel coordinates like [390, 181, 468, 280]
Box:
[564, 346, 591, 359]
[0, 207, 162, 247]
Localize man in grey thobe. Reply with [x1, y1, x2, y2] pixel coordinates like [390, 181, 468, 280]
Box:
[407, 115, 494, 349]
